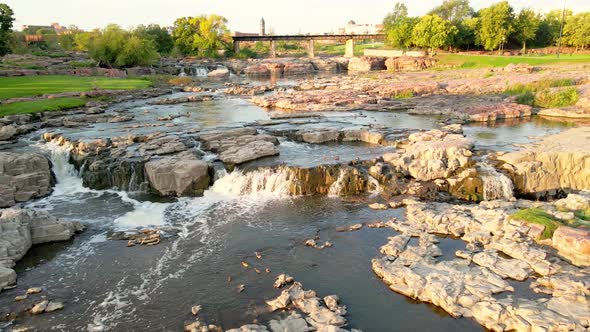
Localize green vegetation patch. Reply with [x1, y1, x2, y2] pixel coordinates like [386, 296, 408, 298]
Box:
[534, 87, 579, 108]
[0, 97, 87, 116]
[510, 208, 561, 239]
[0, 76, 151, 100]
[393, 89, 414, 99]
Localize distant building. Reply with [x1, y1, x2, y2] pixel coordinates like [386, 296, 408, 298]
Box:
[338, 20, 383, 35]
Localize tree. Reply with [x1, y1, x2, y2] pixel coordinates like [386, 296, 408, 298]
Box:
[453, 17, 478, 50]
[133, 24, 174, 54]
[383, 2, 408, 29]
[0, 3, 14, 56]
[476, 1, 514, 51]
[86, 25, 159, 68]
[412, 14, 458, 51]
[172, 14, 231, 57]
[428, 0, 473, 23]
[515, 9, 540, 53]
[563, 12, 590, 50]
[383, 3, 416, 49]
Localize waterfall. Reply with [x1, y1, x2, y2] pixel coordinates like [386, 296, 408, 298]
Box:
[368, 175, 381, 195]
[193, 66, 208, 77]
[209, 168, 293, 197]
[328, 170, 347, 197]
[479, 163, 514, 201]
[39, 140, 89, 196]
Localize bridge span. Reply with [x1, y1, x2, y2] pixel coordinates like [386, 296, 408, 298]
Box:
[231, 34, 386, 58]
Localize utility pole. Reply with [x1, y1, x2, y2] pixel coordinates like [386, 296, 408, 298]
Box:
[556, 0, 566, 58]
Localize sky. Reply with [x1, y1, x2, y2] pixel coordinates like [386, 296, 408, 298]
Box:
[5, 0, 590, 34]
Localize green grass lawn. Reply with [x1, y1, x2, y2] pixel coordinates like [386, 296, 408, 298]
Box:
[0, 97, 87, 116]
[436, 53, 590, 69]
[0, 75, 151, 100]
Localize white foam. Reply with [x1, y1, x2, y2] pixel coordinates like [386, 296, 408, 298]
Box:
[479, 162, 514, 201]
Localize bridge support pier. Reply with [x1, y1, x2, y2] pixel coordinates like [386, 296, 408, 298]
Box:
[233, 40, 240, 55]
[270, 40, 277, 58]
[308, 40, 315, 58]
[345, 39, 355, 58]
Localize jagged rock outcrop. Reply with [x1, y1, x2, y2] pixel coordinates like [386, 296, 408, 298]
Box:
[383, 129, 474, 181]
[0, 208, 84, 291]
[495, 127, 590, 198]
[197, 127, 280, 166]
[372, 197, 590, 331]
[0, 152, 53, 207]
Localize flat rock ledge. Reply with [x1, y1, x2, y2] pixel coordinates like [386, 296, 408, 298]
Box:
[495, 126, 590, 198]
[0, 208, 84, 291]
[0, 152, 53, 208]
[371, 195, 590, 331]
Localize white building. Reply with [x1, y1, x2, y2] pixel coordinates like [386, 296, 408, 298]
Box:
[338, 20, 383, 35]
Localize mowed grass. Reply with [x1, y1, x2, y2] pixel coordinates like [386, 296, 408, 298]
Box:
[0, 97, 87, 116]
[0, 75, 152, 100]
[436, 53, 590, 69]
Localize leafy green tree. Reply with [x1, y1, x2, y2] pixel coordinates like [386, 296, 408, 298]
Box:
[476, 1, 514, 51]
[412, 14, 458, 51]
[172, 14, 231, 57]
[86, 25, 159, 68]
[428, 0, 473, 23]
[133, 24, 174, 54]
[383, 2, 408, 28]
[0, 3, 14, 56]
[454, 17, 478, 49]
[515, 9, 540, 53]
[383, 3, 417, 49]
[116, 35, 160, 67]
[563, 12, 590, 50]
[535, 10, 572, 47]
[74, 30, 99, 52]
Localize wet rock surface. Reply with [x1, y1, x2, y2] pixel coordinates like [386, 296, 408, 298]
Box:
[0, 152, 53, 208]
[0, 208, 83, 291]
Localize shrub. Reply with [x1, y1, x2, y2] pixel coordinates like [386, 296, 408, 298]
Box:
[393, 89, 414, 99]
[515, 91, 535, 106]
[535, 87, 579, 108]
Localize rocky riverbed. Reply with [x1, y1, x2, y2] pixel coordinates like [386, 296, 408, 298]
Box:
[0, 60, 589, 331]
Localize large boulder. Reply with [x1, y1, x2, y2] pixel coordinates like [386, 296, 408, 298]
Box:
[198, 128, 280, 166]
[0, 124, 18, 141]
[145, 155, 210, 196]
[0, 152, 53, 207]
[385, 56, 437, 72]
[496, 127, 590, 197]
[347, 57, 386, 72]
[0, 208, 83, 291]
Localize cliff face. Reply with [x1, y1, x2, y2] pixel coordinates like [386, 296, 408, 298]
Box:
[495, 127, 590, 197]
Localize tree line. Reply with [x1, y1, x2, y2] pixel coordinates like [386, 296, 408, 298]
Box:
[0, 3, 233, 67]
[383, 0, 590, 52]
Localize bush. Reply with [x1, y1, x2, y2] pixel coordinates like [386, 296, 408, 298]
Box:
[535, 87, 579, 108]
[515, 91, 535, 106]
[234, 47, 258, 59]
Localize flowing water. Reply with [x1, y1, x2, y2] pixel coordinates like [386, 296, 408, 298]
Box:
[0, 85, 579, 331]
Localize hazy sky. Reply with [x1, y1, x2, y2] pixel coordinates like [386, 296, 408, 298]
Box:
[6, 0, 589, 34]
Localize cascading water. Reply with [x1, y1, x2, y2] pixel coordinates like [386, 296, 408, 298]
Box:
[38, 140, 169, 230]
[193, 66, 209, 77]
[209, 168, 293, 197]
[479, 163, 514, 201]
[328, 170, 347, 197]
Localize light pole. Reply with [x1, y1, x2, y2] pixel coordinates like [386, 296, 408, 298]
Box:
[557, 0, 566, 59]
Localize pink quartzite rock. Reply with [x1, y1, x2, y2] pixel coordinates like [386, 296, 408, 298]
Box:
[552, 226, 590, 267]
